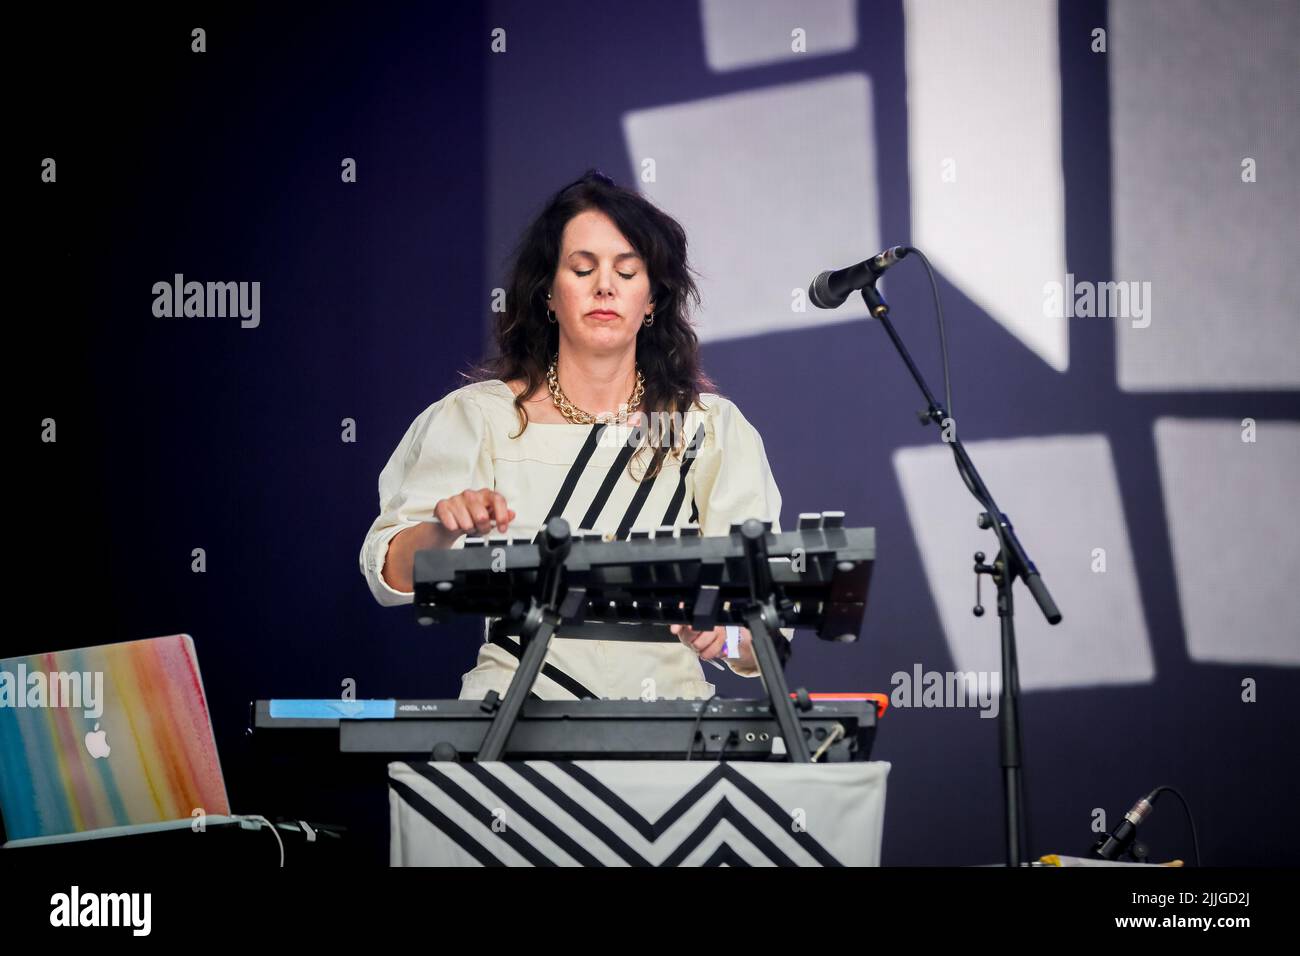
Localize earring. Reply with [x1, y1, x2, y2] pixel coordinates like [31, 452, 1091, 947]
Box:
[546, 292, 556, 323]
[643, 311, 655, 327]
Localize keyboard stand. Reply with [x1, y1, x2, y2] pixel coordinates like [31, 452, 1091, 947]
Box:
[472, 516, 814, 763]
[738, 518, 811, 762]
[475, 518, 572, 761]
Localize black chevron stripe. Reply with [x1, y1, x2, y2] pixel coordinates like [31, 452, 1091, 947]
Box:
[579, 427, 641, 530]
[405, 761, 559, 866]
[542, 422, 607, 525]
[488, 634, 598, 700]
[709, 765, 846, 867]
[552, 760, 669, 839]
[389, 775, 504, 866]
[398, 763, 847, 867]
[552, 760, 747, 839]
[615, 457, 660, 539]
[699, 842, 752, 867]
[461, 762, 606, 867]
[508, 762, 651, 866]
[551, 761, 844, 865]
[658, 795, 800, 867]
[660, 422, 708, 526]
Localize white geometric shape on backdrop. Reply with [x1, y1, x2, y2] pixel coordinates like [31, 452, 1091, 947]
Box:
[700, 0, 858, 72]
[903, 0, 1068, 371]
[623, 72, 880, 342]
[1154, 418, 1300, 665]
[894, 434, 1155, 690]
[1110, 0, 1300, 391]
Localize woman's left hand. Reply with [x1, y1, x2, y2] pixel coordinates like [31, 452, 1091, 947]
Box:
[670, 623, 759, 676]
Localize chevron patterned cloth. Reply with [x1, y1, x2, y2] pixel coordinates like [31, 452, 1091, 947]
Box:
[389, 759, 890, 866]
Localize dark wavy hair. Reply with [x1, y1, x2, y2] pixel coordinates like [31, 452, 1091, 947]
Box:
[465, 169, 716, 480]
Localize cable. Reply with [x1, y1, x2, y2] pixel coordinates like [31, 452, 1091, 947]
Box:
[902, 246, 1008, 556]
[236, 814, 285, 867]
[685, 690, 720, 760]
[716, 729, 736, 762]
[810, 723, 845, 762]
[903, 248, 1014, 585]
[901, 245, 952, 421]
[1151, 786, 1202, 867]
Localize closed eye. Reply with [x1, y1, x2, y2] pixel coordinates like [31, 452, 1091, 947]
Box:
[575, 269, 636, 280]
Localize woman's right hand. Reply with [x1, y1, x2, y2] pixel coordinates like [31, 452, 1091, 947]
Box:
[381, 489, 516, 593]
[431, 487, 515, 545]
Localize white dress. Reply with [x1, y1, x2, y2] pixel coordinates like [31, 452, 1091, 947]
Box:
[359, 378, 790, 701]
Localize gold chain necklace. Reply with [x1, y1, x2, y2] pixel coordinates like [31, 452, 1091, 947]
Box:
[546, 357, 645, 425]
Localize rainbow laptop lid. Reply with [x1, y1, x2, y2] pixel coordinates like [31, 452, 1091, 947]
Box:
[0, 633, 230, 844]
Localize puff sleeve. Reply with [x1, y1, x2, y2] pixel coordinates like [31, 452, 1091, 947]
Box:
[692, 397, 783, 537]
[359, 390, 494, 606]
[690, 397, 793, 676]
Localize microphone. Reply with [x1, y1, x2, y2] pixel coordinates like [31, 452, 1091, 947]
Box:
[808, 246, 909, 309]
[1092, 789, 1159, 861]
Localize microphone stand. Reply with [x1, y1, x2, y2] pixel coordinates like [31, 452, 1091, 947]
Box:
[860, 282, 1062, 868]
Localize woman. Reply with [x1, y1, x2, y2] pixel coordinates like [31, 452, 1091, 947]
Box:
[359, 169, 791, 701]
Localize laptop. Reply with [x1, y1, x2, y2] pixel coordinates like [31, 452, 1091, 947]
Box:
[0, 633, 233, 847]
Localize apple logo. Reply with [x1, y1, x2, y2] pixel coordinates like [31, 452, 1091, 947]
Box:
[84, 723, 111, 759]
